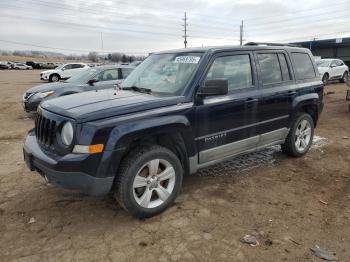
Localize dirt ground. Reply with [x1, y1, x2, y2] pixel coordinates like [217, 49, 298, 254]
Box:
[0, 70, 349, 262]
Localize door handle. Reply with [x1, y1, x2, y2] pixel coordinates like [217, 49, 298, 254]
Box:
[287, 91, 297, 96]
[245, 98, 258, 103]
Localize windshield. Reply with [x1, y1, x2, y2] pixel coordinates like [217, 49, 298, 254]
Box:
[316, 60, 331, 67]
[121, 52, 203, 96]
[65, 68, 99, 84]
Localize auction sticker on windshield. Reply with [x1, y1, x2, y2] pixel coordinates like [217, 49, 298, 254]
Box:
[174, 56, 200, 64]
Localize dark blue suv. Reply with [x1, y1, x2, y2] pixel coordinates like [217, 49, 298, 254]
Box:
[23, 44, 324, 218]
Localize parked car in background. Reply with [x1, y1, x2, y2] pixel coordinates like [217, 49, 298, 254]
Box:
[317, 58, 349, 85]
[23, 65, 135, 112]
[23, 44, 323, 218]
[40, 62, 57, 69]
[14, 63, 32, 70]
[26, 61, 42, 69]
[40, 63, 89, 82]
[0, 62, 9, 70]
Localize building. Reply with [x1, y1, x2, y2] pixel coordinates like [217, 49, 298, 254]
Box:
[292, 37, 350, 66]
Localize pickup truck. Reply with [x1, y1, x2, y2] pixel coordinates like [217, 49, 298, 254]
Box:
[23, 43, 324, 218]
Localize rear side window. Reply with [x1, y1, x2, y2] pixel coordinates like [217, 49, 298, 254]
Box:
[278, 53, 291, 81]
[257, 53, 282, 84]
[72, 64, 83, 69]
[292, 53, 316, 80]
[336, 60, 344, 66]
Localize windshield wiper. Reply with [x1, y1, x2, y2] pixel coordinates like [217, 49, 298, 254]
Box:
[122, 86, 152, 94]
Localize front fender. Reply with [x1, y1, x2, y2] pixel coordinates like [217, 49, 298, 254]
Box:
[105, 115, 196, 155]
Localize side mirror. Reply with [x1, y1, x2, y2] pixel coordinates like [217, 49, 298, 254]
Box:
[88, 79, 98, 86]
[197, 79, 228, 97]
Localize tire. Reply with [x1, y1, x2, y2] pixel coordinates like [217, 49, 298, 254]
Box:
[114, 145, 183, 218]
[341, 71, 349, 83]
[322, 73, 329, 85]
[281, 113, 314, 157]
[49, 74, 60, 82]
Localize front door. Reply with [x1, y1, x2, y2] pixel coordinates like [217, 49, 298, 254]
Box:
[194, 52, 260, 164]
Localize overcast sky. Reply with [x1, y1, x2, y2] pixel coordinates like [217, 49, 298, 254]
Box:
[1, 0, 350, 55]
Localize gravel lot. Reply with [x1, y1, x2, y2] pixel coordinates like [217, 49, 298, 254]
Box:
[0, 70, 349, 262]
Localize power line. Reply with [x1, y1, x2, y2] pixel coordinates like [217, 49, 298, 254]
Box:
[0, 39, 148, 54]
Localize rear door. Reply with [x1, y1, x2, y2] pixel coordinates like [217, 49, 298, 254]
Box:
[254, 50, 296, 146]
[194, 51, 261, 164]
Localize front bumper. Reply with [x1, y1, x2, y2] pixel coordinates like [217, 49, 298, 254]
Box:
[23, 130, 114, 195]
[40, 74, 49, 81]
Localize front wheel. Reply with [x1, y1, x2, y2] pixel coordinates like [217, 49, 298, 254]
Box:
[114, 145, 183, 218]
[281, 113, 314, 157]
[49, 74, 60, 82]
[322, 73, 329, 85]
[341, 71, 349, 83]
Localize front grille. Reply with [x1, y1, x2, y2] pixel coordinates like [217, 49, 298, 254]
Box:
[35, 114, 57, 147]
[23, 92, 32, 101]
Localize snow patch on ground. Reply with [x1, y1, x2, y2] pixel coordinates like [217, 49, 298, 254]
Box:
[196, 136, 328, 177]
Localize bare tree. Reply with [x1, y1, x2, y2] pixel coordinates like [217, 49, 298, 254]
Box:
[88, 52, 98, 62]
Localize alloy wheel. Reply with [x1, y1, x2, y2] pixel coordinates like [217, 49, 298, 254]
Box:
[294, 119, 312, 152]
[132, 159, 176, 209]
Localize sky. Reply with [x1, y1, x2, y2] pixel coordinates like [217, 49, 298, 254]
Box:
[0, 0, 350, 55]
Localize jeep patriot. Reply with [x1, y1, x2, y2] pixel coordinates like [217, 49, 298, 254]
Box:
[23, 43, 324, 218]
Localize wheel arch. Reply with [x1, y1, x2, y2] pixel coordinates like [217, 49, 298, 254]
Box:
[292, 93, 320, 127]
[105, 116, 197, 177]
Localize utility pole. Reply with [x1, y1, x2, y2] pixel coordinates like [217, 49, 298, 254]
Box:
[100, 32, 104, 54]
[182, 12, 188, 48]
[239, 20, 244, 46]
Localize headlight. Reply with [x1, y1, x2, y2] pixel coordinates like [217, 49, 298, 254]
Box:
[61, 121, 74, 146]
[32, 91, 54, 100]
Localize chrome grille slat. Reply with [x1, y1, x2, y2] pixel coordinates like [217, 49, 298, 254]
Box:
[35, 114, 56, 147]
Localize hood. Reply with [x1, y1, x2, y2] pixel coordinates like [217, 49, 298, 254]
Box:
[40, 89, 185, 122]
[41, 69, 59, 74]
[25, 82, 78, 94]
[317, 67, 327, 73]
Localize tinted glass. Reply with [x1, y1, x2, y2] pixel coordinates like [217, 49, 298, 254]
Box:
[205, 55, 253, 91]
[292, 53, 316, 80]
[121, 68, 134, 79]
[257, 53, 282, 84]
[63, 64, 73, 70]
[336, 60, 344, 66]
[98, 69, 118, 81]
[278, 53, 291, 81]
[72, 64, 82, 69]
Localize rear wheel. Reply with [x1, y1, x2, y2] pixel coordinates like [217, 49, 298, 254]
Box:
[281, 113, 314, 157]
[49, 74, 60, 82]
[341, 71, 349, 83]
[322, 73, 329, 85]
[114, 145, 183, 218]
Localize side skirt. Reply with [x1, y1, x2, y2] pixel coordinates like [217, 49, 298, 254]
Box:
[189, 128, 289, 174]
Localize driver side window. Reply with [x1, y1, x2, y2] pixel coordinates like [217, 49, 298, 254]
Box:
[205, 55, 253, 91]
[97, 69, 118, 81]
[63, 64, 73, 70]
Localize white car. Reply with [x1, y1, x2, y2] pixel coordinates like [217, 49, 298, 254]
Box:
[317, 59, 349, 85]
[40, 63, 89, 82]
[14, 63, 32, 70]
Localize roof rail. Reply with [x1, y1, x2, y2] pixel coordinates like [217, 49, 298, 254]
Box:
[244, 42, 297, 47]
